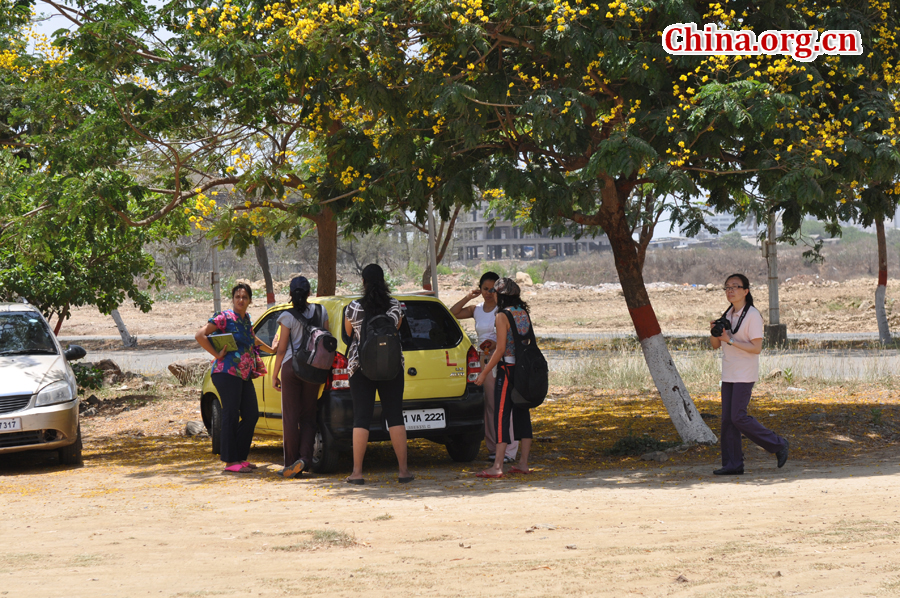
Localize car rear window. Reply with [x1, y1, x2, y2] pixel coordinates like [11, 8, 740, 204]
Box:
[398, 300, 462, 351]
[339, 300, 463, 351]
[0, 312, 58, 355]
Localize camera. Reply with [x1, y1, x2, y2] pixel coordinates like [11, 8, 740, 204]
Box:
[711, 316, 731, 338]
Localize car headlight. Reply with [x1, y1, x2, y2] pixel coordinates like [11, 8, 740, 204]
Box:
[35, 380, 75, 407]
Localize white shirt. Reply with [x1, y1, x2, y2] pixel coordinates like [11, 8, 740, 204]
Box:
[473, 303, 498, 344]
[721, 305, 764, 383]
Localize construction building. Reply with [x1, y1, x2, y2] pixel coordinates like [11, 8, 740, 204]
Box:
[453, 202, 610, 262]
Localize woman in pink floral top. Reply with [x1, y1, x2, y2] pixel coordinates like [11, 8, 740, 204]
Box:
[195, 283, 274, 474]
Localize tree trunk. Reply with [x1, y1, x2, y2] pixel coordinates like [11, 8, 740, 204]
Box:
[420, 206, 461, 289]
[254, 237, 276, 307]
[110, 309, 137, 348]
[53, 304, 69, 336]
[875, 219, 891, 344]
[309, 207, 338, 296]
[593, 180, 717, 444]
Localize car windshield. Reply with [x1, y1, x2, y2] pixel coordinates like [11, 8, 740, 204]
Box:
[0, 312, 58, 356]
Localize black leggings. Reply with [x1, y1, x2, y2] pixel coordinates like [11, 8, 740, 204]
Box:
[211, 372, 259, 463]
[349, 369, 405, 429]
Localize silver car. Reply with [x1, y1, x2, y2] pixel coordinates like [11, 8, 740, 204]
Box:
[0, 303, 86, 465]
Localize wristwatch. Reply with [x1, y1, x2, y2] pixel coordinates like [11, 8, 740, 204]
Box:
[727, 338, 734, 345]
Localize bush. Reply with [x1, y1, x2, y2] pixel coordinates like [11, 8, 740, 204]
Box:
[72, 363, 103, 394]
[525, 263, 546, 284]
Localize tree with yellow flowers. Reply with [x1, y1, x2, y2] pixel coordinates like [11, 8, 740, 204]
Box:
[6, 0, 900, 442]
[340, 0, 900, 442]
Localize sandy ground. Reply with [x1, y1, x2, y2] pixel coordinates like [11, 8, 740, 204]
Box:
[57, 276, 900, 339]
[3, 437, 900, 598]
[7, 275, 900, 596]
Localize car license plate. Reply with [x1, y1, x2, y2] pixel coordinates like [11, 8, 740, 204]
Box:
[402, 408, 446, 431]
[0, 418, 22, 432]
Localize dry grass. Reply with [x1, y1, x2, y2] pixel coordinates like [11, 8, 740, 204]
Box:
[270, 529, 358, 551]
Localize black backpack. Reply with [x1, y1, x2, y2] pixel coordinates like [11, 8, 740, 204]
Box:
[288, 305, 337, 385]
[503, 309, 548, 409]
[357, 308, 402, 381]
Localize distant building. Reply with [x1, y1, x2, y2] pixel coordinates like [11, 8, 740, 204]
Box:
[697, 212, 772, 238]
[454, 202, 610, 261]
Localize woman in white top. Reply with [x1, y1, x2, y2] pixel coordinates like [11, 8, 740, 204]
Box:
[709, 274, 789, 475]
[450, 272, 518, 463]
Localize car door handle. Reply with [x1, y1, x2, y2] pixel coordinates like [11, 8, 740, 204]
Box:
[407, 367, 417, 376]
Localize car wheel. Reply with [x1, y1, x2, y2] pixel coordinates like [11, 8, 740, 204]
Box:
[311, 423, 340, 473]
[445, 429, 483, 462]
[210, 398, 223, 456]
[58, 424, 83, 466]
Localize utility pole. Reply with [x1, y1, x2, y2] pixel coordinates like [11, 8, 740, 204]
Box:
[763, 212, 787, 345]
[426, 199, 440, 298]
[211, 244, 222, 313]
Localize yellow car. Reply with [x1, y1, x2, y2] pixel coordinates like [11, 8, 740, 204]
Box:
[199, 294, 485, 472]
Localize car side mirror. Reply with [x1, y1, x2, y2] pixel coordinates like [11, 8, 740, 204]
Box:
[64, 345, 87, 361]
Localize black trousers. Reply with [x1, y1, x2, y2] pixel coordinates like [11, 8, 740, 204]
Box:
[349, 369, 405, 429]
[494, 362, 533, 443]
[211, 373, 259, 463]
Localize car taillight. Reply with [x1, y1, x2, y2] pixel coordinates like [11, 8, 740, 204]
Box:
[327, 352, 350, 390]
[466, 346, 481, 382]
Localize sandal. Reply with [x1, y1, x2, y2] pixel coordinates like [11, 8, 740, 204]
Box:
[508, 466, 532, 475]
[345, 477, 365, 485]
[224, 463, 251, 473]
[476, 470, 504, 479]
[241, 461, 258, 470]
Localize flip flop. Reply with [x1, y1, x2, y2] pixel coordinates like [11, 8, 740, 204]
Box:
[476, 470, 504, 479]
[345, 477, 365, 485]
[398, 476, 415, 484]
[508, 466, 532, 475]
[223, 463, 251, 473]
[241, 461, 258, 470]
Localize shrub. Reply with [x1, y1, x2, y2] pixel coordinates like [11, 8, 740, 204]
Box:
[72, 363, 103, 394]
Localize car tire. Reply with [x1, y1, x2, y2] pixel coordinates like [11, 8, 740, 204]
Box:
[445, 429, 483, 462]
[210, 398, 223, 456]
[311, 423, 340, 473]
[58, 424, 83, 466]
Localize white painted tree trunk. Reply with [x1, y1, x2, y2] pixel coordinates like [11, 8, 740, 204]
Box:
[876, 283, 891, 344]
[110, 309, 137, 348]
[640, 334, 718, 444]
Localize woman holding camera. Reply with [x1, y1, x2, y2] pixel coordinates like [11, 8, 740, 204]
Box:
[709, 274, 789, 475]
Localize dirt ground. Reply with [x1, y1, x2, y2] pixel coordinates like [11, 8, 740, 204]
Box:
[4, 383, 900, 598]
[3, 434, 900, 597]
[7, 275, 900, 596]
[57, 276, 900, 340]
